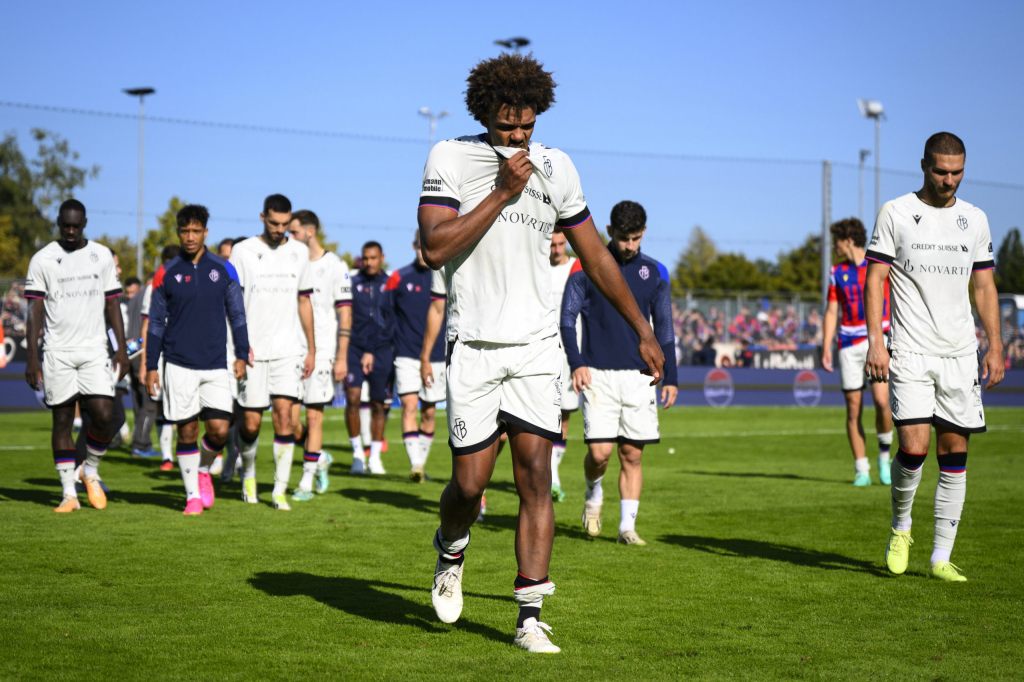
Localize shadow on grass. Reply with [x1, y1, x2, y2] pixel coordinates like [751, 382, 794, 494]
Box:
[684, 470, 838, 484]
[661, 534, 887, 575]
[0, 486, 61, 506]
[20, 478, 179, 509]
[248, 572, 508, 644]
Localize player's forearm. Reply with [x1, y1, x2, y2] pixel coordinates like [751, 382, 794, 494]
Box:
[864, 265, 888, 344]
[822, 303, 838, 348]
[974, 278, 1003, 354]
[25, 300, 43, 358]
[420, 305, 443, 361]
[299, 297, 316, 355]
[419, 190, 513, 268]
[335, 307, 352, 362]
[105, 298, 128, 351]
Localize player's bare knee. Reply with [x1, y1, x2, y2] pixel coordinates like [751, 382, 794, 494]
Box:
[204, 420, 229, 444]
[178, 421, 199, 442]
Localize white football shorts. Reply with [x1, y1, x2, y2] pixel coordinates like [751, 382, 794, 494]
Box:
[42, 348, 115, 407]
[394, 355, 446, 404]
[237, 356, 303, 410]
[446, 334, 563, 455]
[581, 368, 660, 444]
[302, 360, 335, 406]
[838, 341, 869, 392]
[162, 361, 233, 422]
[889, 349, 985, 434]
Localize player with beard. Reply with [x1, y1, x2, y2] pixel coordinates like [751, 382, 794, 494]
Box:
[286, 210, 352, 499]
[229, 194, 315, 510]
[866, 132, 1004, 581]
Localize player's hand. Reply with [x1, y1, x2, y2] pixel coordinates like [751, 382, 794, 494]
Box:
[302, 351, 315, 379]
[572, 366, 592, 393]
[495, 151, 532, 200]
[821, 347, 834, 373]
[660, 384, 678, 409]
[145, 369, 161, 397]
[981, 347, 1005, 389]
[865, 340, 889, 382]
[637, 332, 664, 386]
[332, 357, 348, 383]
[233, 358, 247, 381]
[361, 352, 374, 375]
[420, 356, 434, 388]
[25, 359, 43, 390]
[114, 350, 130, 381]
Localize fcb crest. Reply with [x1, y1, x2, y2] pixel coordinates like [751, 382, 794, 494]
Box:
[638, 265, 650, 280]
[543, 156, 553, 177]
[209, 269, 220, 282]
[957, 215, 968, 231]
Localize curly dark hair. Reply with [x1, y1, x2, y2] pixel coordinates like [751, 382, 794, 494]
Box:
[829, 217, 867, 247]
[609, 200, 647, 235]
[465, 53, 556, 125]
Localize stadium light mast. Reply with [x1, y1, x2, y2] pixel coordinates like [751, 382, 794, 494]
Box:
[418, 107, 448, 146]
[494, 36, 530, 52]
[857, 148, 871, 223]
[124, 86, 156, 280]
[857, 99, 885, 219]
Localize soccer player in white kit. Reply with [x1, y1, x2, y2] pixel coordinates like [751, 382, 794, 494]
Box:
[24, 200, 129, 512]
[865, 132, 1004, 582]
[548, 231, 579, 503]
[419, 54, 664, 653]
[229, 194, 316, 511]
[286, 210, 352, 500]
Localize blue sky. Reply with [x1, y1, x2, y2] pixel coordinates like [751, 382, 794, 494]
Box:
[3, 0, 1022, 275]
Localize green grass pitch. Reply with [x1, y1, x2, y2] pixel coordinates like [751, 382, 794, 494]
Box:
[1, 406, 1021, 680]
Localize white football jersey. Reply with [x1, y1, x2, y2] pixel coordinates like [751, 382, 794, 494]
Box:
[24, 240, 122, 352]
[230, 236, 313, 360]
[420, 135, 590, 344]
[867, 192, 994, 357]
[551, 256, 581, 353]
[305, 251, 352, 361]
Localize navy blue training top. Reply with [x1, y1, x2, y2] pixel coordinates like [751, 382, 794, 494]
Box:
[350, 269, 394, 353]
[560, 245, 678, 385]
[385, 261, 446, 362]
[146, 250, 249, 371]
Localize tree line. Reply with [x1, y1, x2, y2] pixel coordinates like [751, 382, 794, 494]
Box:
[3, 129, 1023, 293]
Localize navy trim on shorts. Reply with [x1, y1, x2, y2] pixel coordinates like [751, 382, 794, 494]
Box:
[302, 401, 330, 409]
[450, 428, 502, 456]
[933, 415, 986, 435]
[893, 417, 933, 427]
[584, 437, 619, 445]
[842, 385, 866, 394]
[199, 407, 234, 422]
[269, 394, 299, 403]
[498, 409, 561, 442]
[397, 391, 420, 397]
[620, 437, 660, 447]
[45, 395, 80, 409]
[240, 404, 271, 412]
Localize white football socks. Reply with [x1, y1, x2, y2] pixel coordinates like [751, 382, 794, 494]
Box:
[619, 499, 639, 534]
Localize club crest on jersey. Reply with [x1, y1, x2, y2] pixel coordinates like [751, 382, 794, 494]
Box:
[957, 215, 968, 230]
[90, 252, 99, 262]
[543, 156, 553, 177]
[209, 269, 220, 282]
[638, 265, 650, 280]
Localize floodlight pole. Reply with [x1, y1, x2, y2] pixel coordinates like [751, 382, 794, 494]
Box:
[124, 87, 156, 280]
[858, 99, 885, 219]
[821, 160, 832, 305]
[418, 107, 448, 146]
[858, 149, 871, 223]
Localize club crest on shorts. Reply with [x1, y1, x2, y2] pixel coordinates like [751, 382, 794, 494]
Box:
[209, 269, 220, 282]
[451, 418, 467, 441]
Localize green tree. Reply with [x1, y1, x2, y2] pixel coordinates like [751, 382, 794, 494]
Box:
[95, 234, 137, 280]
[143, 197, 186, 278]
[0, 129, 98, 276]
[673, 225, 717, 294]
[995, 228, 1024, 293]
[699, 253, 770, 293]
[773, 234, 822, 295]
